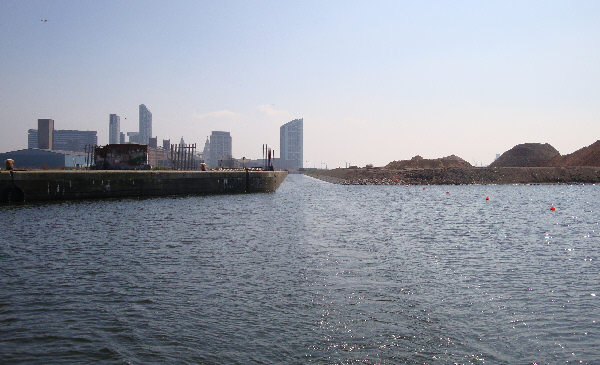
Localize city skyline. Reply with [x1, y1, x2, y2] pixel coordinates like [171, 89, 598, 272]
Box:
[20, 109, 300, 163]
[1, 1, 599, 167]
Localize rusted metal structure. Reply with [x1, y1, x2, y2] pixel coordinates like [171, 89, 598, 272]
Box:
[92, 144, 149, 170]
[262, 144, 275, 171]
[85, 144, 96, 168]
[170, 143, 196, 170]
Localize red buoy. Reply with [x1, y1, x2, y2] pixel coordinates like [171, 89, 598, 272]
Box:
[422, 187, 426, 190]
[446, 191, 450, 194]
[486, 196, 490, 200]
[394, 178, 398, 182]
[550, 206, 556, 211]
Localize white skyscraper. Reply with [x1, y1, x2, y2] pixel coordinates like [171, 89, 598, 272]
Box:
[139, 104, 152, 145]
[208, 131, 232, 168]
[109, 114, 120, 144]
[280, 118, 303, 170]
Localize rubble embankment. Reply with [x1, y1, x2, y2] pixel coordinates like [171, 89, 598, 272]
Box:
[490, 143, 560, 168]
[305, 166, 600, 185]
[386, 154, 472, 169]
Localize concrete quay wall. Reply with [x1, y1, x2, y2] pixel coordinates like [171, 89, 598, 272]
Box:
[0, 170, 288, 203]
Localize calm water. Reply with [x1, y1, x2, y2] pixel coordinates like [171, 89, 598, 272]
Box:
[1, 174, 599, 364]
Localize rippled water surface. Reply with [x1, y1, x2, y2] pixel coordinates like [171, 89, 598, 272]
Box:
[1, 175, 599, 364]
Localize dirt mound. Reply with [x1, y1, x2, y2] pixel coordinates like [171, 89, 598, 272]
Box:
[489, 143, 559, 167]
[385, 155, 472, 169]
[546, 140, 600, 167]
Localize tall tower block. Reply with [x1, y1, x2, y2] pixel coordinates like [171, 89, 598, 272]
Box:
[37, 119, 54, 150]
[109, 114, 120, 144]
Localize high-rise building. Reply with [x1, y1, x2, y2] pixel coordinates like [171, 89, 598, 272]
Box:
[139, 104, 152, 145]
[280, 118, 303, 170]
[163, 139, 171, 150]
[149, 137, 158, 148]
[28, 128, 97, 152]
[38, 119, 54, 150]
[208, 131, 232, 168]
[28, 129, 38, 149]
[120, 132, 125, 144]
[109, 114, 120, 144]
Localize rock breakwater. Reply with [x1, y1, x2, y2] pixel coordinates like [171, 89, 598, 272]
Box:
[306, 167, 600, 185]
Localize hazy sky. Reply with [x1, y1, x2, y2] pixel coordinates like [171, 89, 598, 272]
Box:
[1, 0, 599, 167]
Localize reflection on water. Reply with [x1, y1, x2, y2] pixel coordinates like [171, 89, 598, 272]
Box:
[1, 175, 599, 363]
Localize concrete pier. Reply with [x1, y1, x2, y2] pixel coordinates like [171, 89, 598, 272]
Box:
[0, 170, 288, 203]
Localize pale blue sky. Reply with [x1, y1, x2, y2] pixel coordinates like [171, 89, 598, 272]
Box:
[1, 0, 599, 167]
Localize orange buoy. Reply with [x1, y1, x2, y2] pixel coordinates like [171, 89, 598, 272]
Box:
[486, 196, 490, 200]
[550, 206, 556, 211]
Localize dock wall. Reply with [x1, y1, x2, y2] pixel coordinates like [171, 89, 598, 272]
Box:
[0, 170, 288, 203]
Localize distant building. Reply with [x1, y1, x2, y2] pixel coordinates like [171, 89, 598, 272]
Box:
[53, 130, 97, 152]
[28, 128, 97, 152]
[279, 118, 303, 170]
[218, 156, 238, 169]
[202, 137, 210, 161]
[148, 137, 158, 148]
[148, 147, 169, 168]
[195, 150, 205, 164]
[127, 132, 140, 144]
[163, 139, 170, 150]
[0, 148, 87, 169]
[38, 119, 54, 150]
[120, 132, 125, 144]
[139, 104, 152, 145]
[247, 157, 279, 169]
[208, 131, 232, 168]
[109, 114, 120, 144]
[28, 129, 38, 149]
